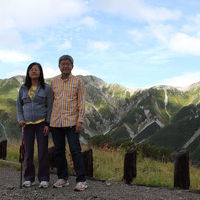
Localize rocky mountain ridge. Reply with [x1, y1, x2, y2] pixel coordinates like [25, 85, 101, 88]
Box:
[1, 75, 200, 163]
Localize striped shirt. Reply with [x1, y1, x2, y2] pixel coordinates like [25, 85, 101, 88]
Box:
[50, 74, 85, 127]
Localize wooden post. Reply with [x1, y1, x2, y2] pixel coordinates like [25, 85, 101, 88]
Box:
[82, 149, 93, 177]
[123, 150, 137, 184]
[0, 139, 7, 160]
[174, 149, 190, 189]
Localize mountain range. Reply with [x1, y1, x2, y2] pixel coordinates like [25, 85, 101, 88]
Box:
[1, 75, 200, 164]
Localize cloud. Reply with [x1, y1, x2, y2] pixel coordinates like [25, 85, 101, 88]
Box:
[133, 24, 200, 56]
[0, 50, 31, 63]
[182, 14, 200, 33]
[80, 16, 97, 28]
[129, 29, 144, 44]
[147, 23, 174, 43]
[148, 54, 172, 64]
[43, 63, 91, 78]
[169, 33, 200, 55]
[6, 66, 60, 79]
[0, 0, 88, 30]
[43, 66, 60, 78]
[129, 24, 174, 46]
[94, 0, 181, 22]
[0, 0, 88, 49]
[6, 65, 91, 79]
[0, 28, 22, 47]
[7, 70, 26, 78]
[73, 66, 91, 76]
[135, 47, 174, 65]
[160, 72, 200, 87]
[87, 41, 110, 51]
[59, 40, 72, 51]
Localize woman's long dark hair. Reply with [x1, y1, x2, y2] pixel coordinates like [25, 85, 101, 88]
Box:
[25, 62, 45, 89]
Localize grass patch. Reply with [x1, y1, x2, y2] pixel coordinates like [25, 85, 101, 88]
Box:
[92, 147, 124, 181]
[133, 156, 174, 187]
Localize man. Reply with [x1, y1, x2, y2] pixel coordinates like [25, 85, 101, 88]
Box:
[50, 55, 87, 191]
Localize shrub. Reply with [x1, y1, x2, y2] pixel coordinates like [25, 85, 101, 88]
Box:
[90, 135, 173, 162]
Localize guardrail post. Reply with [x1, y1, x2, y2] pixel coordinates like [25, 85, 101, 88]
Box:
[0, 139, 7, 160]
[82, 149, 93, 177]
[123, 150, 137, 184]
[174, 149, 190, 189]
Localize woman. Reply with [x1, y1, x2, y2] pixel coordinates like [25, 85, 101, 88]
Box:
[17, 62, 52, 188]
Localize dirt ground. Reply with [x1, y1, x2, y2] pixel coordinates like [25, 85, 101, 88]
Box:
[0, 166, 200, 200]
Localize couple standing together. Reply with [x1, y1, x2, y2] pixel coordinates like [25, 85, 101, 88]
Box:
[17, 55, 87, 191]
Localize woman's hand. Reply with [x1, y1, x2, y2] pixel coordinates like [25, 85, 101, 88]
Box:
[43, 126, 49, 136]
[19, 120, 26, 127]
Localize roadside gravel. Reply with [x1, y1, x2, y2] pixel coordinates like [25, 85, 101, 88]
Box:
[0, 166, 200, 200]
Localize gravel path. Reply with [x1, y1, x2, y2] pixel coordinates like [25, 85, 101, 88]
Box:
[0, 166, 200, 200]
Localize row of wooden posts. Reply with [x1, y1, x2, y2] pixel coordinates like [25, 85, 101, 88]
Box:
[48, 147, 190, 189]
[0, 139, 190, 189]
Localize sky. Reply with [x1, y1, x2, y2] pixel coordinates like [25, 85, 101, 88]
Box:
[1, 0, 200, 89]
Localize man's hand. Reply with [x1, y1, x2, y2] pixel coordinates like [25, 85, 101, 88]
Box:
[43, 126, 49, 136]
[76, 122, 82, 133]
[19, 120, 26, 127]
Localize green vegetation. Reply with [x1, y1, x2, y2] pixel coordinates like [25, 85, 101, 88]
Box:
[0, 109, 19, 139]
[102, 84, 132, 100]
[98, 102, 115, 120]
[108, 126, 130, 140]
[149, 117, 200, 149]
[133, 122, 160, 143]
[149, 104, 200, 150]
[166, 90, 189, 116]
[90, 136, 173, 162]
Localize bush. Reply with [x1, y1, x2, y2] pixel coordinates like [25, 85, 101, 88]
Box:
[90, 135, 173, 162]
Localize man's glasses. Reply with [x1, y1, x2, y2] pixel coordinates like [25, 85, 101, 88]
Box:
[60, 63, 72, 67]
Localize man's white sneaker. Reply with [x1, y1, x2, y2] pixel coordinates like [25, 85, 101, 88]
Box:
[53, 179, 69, 188]
[39, 181, 49, 188]
[74, 181, 88, 191]
[22, 181, 36, 187]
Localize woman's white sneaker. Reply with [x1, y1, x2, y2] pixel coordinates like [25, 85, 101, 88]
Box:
[22, 181, 36, 187]
[39, 181, 49, 188]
